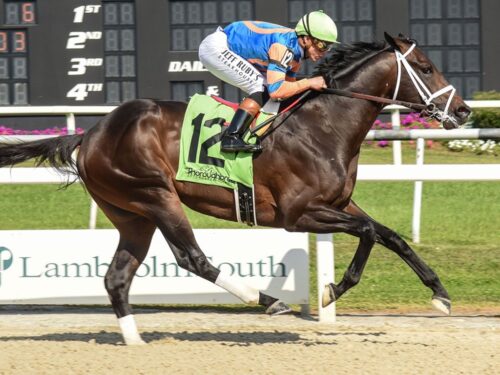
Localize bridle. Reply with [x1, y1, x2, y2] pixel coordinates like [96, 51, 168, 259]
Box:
[321, 42, 458, 124]
[392, 43, 457, 124]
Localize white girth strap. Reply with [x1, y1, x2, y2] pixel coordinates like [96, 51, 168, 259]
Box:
[392, 43, 456, 123]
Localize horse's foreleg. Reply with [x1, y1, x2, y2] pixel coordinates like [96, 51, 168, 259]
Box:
[289, 203, 377, 305]
[344, 200, 451, 314]
[151, 195, 291, 315]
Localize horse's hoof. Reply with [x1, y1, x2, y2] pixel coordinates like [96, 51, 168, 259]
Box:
[322, 284, 336, 307]
[265, 300, 292, 316]
[432, 296, 451, 315]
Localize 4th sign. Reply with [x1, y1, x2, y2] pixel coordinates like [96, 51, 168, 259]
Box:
[67, 83, 103, 101]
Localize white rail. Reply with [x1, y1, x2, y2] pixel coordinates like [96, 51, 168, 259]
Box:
[0, 100, 497, 128]
[2, 101, 500, 322]
[1, 101, 499, 234]
[2, 163, 499, 184]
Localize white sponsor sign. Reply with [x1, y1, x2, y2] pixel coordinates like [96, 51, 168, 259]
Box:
[168, 61, 207, 72]
[0, 229, 309, 305]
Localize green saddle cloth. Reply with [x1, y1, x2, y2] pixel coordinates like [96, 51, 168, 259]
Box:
[176, 94, 267, 190]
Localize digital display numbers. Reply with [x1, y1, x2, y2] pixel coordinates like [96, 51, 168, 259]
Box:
[4, 1, 36, 25]
[0, 1, 140, 105]
[0, 29, 28, 105]
[0, 2, 33, 104]
[0, 30, 27, 53]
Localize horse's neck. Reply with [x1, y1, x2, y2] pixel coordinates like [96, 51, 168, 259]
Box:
[327, 54, 394, 147]
[275, 52, 394, 160]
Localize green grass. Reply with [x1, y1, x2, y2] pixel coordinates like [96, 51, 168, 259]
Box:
[309, 237, 499, 313]
[0, 145, 498, 312]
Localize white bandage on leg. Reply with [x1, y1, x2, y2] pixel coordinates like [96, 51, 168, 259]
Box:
[118, 315, 145, 345]
[215, 270, 260, 304]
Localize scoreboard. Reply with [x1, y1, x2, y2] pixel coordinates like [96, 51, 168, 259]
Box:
[0, 0, 257, 108]
[0, 0, 146, 106]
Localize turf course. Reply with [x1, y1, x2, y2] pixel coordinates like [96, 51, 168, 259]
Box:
[0, 146, 498, 312]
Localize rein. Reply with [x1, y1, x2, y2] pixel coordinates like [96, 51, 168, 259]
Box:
[321, 87, 429, 112]
[250, 90, 312, 135]
[251, 86, 432, 137]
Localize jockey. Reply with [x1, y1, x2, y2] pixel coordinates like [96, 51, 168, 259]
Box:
[199, 10, 338, 153]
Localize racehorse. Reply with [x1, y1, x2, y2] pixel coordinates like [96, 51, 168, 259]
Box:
[0, 33, 470, 345]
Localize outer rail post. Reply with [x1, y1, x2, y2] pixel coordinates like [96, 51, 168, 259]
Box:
[65, 113, 76, 134]
[391, 108, 402, 165]
[89, 199, 98, 229]
[317, 233, 336, 322]
[412, 137, 425, 243]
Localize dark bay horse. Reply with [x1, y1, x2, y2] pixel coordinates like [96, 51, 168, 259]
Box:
[0, 34, 470, 344]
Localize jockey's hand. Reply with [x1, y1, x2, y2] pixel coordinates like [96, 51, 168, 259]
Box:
[308, 76, 328, 91]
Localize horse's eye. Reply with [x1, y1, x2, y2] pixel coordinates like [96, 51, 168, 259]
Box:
[422, 66, 433, 75]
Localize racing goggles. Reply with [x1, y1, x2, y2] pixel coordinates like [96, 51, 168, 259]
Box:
[313, 38, 333, 52]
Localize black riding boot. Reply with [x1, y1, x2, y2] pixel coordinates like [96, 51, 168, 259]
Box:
[221, 109, 262, 152]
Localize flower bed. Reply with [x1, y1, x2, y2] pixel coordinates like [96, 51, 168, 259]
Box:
[447, 139, 499, 155]
[367, 114, 498, 155]
[0, 121, 497, 155]
[366, 113, 440, 148]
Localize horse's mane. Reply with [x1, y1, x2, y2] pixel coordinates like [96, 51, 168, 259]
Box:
[313, 40, 389, 83]
[268, 40, 391, 137]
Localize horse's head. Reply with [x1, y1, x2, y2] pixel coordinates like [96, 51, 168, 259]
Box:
[384, 33, 471, 129]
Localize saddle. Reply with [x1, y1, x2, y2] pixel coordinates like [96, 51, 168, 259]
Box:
[176, 93, 308, 226]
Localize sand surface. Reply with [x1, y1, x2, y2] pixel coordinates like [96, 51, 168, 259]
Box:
[0, 306, 498, 375]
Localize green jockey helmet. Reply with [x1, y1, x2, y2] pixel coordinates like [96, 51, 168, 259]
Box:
[295, 10, 338, 43]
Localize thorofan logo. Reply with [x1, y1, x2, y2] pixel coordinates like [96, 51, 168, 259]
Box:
[0, 246, 14, 287]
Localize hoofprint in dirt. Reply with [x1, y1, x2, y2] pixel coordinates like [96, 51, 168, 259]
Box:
[0, 306, 498, 375]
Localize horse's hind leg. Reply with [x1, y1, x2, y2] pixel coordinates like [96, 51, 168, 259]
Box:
[92, 196, 156, 345]
[341, 200, 451, 314]
[149, 193, 291, 315]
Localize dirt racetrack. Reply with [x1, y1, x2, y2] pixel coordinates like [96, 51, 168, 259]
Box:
[0, 305, 498, 375]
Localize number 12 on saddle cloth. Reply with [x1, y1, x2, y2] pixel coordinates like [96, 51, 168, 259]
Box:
[176, 94, 272, 190]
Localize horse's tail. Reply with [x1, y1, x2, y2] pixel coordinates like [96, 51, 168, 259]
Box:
[0, 134, 84, 176]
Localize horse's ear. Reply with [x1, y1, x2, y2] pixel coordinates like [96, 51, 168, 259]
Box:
[384, 32, 400, 51]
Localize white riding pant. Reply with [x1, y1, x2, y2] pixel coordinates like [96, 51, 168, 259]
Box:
[199, 27, 266, 96]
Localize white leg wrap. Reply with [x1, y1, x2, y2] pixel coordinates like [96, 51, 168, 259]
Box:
[215, 270, 260, 304]
[118, 315, 145, 345]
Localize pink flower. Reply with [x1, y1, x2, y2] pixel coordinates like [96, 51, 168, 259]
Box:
[0, 126, 86, 135]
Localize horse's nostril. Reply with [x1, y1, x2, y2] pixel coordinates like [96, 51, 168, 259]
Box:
[456, 106, 471, 119]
